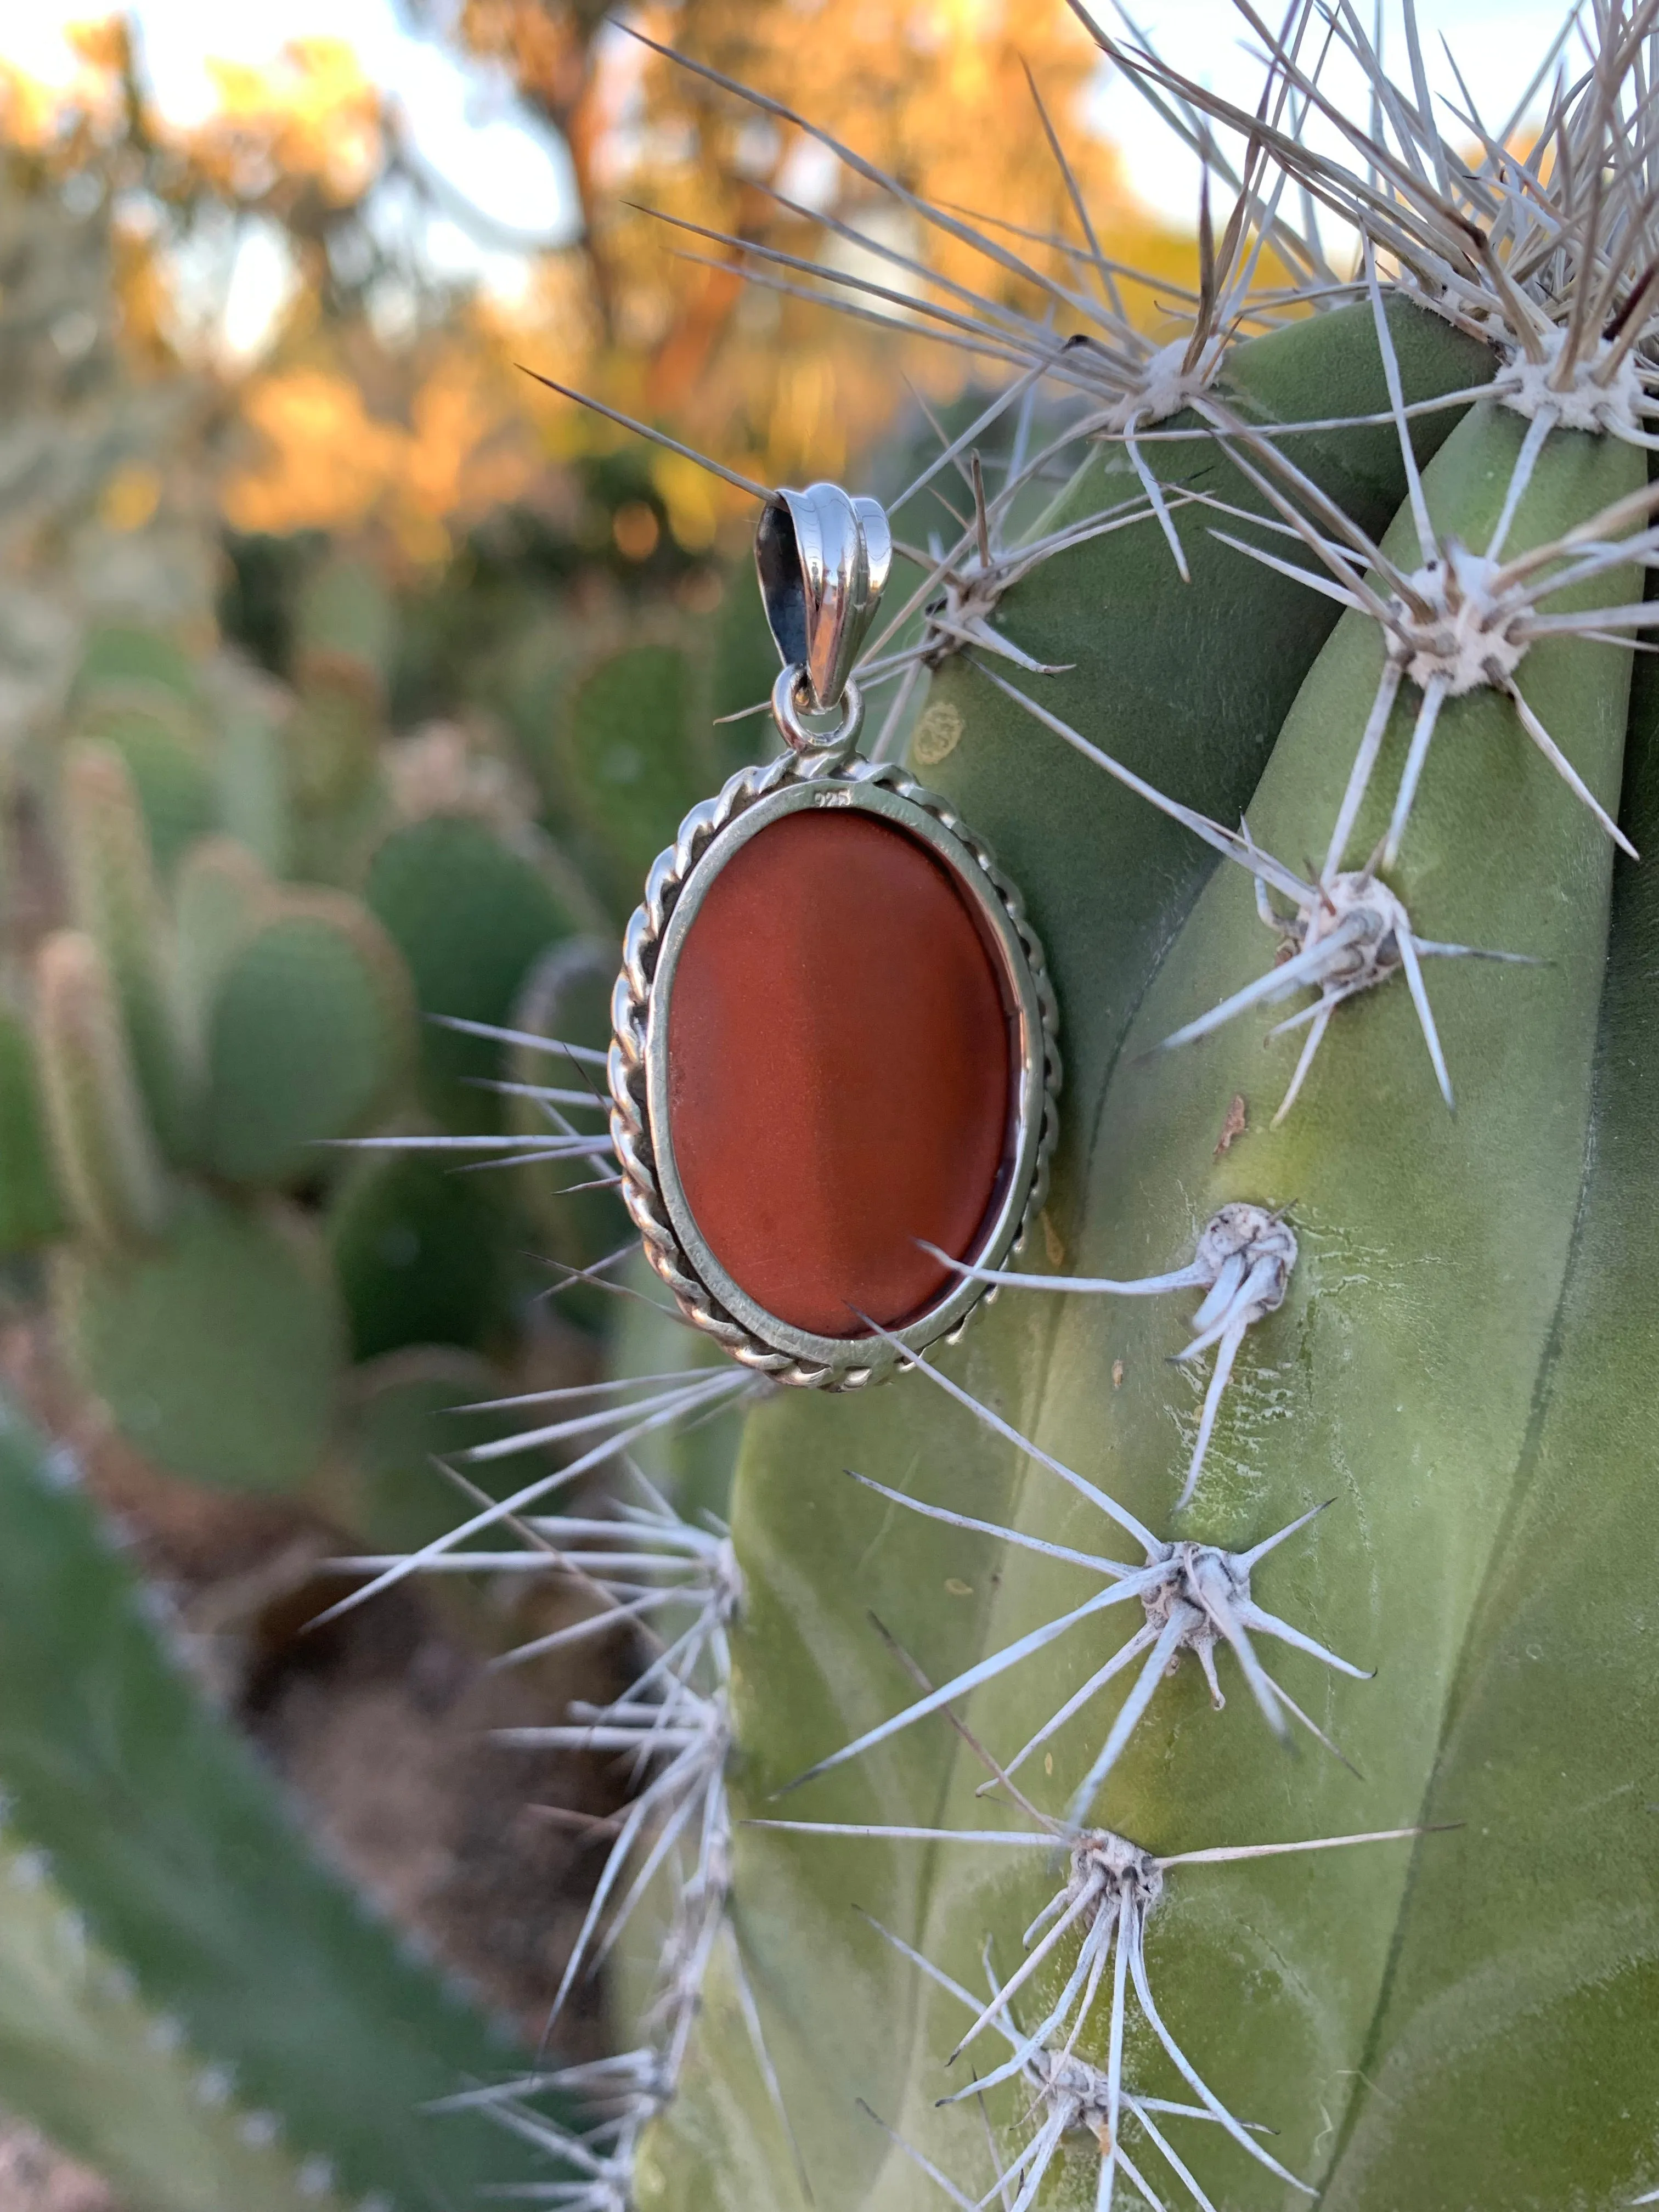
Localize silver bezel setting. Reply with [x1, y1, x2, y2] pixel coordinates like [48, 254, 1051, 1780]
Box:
[608, 746, 1060, 1389]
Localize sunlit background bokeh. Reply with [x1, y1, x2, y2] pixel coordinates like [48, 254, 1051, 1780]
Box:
[1, 0, 1553, 604]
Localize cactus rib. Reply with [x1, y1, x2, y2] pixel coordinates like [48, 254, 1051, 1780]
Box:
[1312, 449, 1659, 2212]
[928, 1203, 1298, 1506]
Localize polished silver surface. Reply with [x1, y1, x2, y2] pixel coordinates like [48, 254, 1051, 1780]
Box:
[608, 747, 1060, 1390]
[755, 483, 893, 714]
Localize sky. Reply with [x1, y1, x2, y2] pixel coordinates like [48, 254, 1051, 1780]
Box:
[1092, 1, 1580, 202]
[0, 0, 1585, 351]
[2, 0, 576, 239]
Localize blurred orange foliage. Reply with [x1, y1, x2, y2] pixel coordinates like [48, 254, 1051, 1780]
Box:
[4, 1, 1197, 562]
[490, 0, 1197, 499]
[225, 343, 550, 560]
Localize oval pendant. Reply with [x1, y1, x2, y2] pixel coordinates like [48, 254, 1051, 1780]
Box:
[610, 486, 1059, 1387]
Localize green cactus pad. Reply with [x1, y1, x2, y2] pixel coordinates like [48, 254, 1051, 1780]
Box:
[74, 623, 202, 706]
[283, 670, 386, 822]
[506, 936, 628, 1322]
[493, 608, 593, 843]
[0, 1002, 68, 1255]
[214, 694, 295, 877]
[58, 740, 199, 1162]
[294, 551, 396, 686]
[327, 1347, 551, 1556]
[326, 1148, 528, 1363]
[54, 1190, 345, 1491]
[69, 687, 218, 878]
[503, 590, 770, 883]
[0, 1395, 568, 2206]
[642, 395, 1651, 2209]
[364, 812, 572, 1130]
[171, 836, 272, 1022]
[199, 891, 416, 1187]
[556, 643, 711, 908]
[34, 932, 171, 1252]
[285, 555, 395, 822]
[288, 762, 394, 890]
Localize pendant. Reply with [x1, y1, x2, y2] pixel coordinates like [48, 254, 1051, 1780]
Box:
[609, 483, 1059, 1387]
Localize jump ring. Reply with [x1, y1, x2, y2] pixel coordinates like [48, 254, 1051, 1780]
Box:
[771, 664, 864, 760]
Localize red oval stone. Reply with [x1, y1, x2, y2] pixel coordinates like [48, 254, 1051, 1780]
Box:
[665, 808, 1015, 1338]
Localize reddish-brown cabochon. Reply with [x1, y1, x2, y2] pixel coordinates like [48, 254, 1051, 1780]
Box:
[664, 807, 1015, 1338]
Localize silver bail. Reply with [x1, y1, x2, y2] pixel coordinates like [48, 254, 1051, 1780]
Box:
[755, 483, 892, 716]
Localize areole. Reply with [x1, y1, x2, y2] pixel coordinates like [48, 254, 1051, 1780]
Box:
[608, 481, 1060, 1386]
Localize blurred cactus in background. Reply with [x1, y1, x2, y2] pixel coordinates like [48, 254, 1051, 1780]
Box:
[0, 386, 785, 2212]
[2, 545, 781, 1494]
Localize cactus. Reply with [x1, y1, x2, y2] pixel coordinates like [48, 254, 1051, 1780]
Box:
[328, 1347, 535, 1554]
[67, 685, 219, 878]
[372, 13, 1659, 2210]
[0, 1393, 567, 2209]
[1338, 600, 1659, 2207]
[505, 584, 782, 923]
[58, 741, 199, 1162]
[326, 1149, 529, 1363]
[171, 834, 275, 1015]
[286, 552, 394, 820]
[35, 931, 171, 1251]
[74, 622, 202, 706]
[212, 684, 296, 877]
[363, 812, 574, 1130]
[13, 573, 686, 1521]
[28, 738, 417, 1489]
[13, 591, 636, 1503]
[555, 644, 716, 912]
